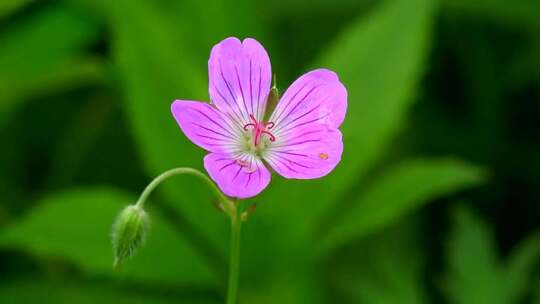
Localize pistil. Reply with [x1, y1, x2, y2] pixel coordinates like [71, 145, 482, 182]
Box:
[243, 114, 276, 147]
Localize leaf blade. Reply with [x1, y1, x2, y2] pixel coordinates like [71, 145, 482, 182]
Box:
[0, 5, 101, 127]
[0, 188, 218, 286]
[334, 220, 428, 304]
[261, 0, 437, 237]
[318, 158, 486, 255]
[0, 280, 219, 304]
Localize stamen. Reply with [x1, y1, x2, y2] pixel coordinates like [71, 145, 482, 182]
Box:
[249, 114, 258, 123]
[261, 130, 276, 142]
[243, 123, 256, 131]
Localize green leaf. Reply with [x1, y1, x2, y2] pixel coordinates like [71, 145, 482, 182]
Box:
[318, 158, 486, 256]
[444, 207, 539, 304]
[0, 57, 105, 128]
[505, 233, 540, 302]
[444, 206, 504, 304]
[535, 280, 540, 304]
[334, 219, 427, 304]
[0, 188, 218, 286]
[0, 280, 218, 304]
[0, 5, 102, 127]
[261, 0, 436, 236]
[241, 267, 323, 304]
[0, 0, 33, 20]
[166, 0, 263, 53]
[441, 0, 540, 30]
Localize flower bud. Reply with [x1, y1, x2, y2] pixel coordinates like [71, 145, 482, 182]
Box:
[264, 75, 279, 121]
[111, 205, 149, 269]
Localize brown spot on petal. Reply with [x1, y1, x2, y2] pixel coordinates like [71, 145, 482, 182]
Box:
[319, 153, 329, 160]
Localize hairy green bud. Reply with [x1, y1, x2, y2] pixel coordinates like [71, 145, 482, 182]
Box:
[111, 205, 149, 269]
[264, 75, 279, 121]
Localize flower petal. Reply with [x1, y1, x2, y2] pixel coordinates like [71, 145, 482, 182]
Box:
[264, 127, 343, 179]
[269, 69, 347, 136]
[171, 100, 243, 153]
[204, 153, 271, 199]
[208, 37, 272, 125]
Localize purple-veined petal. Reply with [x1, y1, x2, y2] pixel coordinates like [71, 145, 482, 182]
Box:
[171, 100, 243, 153]
[204, 152, 271, 198]
[268, 69, 347, 136]
[208, 37, 272, 125]
[264, 126, 343, 179]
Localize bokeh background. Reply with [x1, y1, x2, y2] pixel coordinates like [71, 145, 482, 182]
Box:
[1, 0, 539, 303]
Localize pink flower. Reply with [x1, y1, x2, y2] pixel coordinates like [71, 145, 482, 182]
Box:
[171, 37, 347, 198]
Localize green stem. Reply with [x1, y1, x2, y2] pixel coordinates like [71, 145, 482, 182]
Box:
[133, 167, 243, 302]
[135, 167, 234, 215]
[227, 204, 242, 304]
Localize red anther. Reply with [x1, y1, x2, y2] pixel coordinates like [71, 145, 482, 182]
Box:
[261, 130, 276, 142]
[249, 114, 258, 123]
[243, 123, 256, 131]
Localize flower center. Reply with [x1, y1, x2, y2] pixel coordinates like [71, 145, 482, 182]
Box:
[243, 114, 276, 147]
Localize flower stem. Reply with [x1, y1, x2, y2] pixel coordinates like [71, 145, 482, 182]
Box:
[226, 202, 242, 304]
[135, 167, 234, 215]
[133, 167, 243, 302]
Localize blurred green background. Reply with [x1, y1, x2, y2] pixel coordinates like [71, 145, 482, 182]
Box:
[1, 0, 539, 303]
